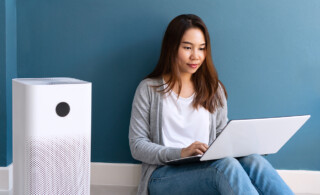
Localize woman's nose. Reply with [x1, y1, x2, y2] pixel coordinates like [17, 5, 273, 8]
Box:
[190, 49, 200, 60]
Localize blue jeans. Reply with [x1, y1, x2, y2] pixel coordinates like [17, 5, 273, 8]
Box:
[148, 154, 294, 195]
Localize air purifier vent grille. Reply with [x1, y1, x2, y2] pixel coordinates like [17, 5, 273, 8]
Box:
[26, 136, 90, 195]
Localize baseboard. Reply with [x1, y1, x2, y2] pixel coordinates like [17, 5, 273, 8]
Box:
[2, 163, 319, 193]
[277, 170, 320, 194]
[91, 163, 320, 194]
[91, 163, 141, 187]
[0, 164, 13, 191]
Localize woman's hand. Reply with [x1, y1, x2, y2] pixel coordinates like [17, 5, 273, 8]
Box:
[181, 141, 209, 158]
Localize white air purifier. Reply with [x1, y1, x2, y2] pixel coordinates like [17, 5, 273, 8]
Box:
[12, 78, 91, 195]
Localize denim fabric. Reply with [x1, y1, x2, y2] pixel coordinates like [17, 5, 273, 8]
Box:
[148, 154, 294, 195]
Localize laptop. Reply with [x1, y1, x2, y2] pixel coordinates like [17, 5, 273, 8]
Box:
[166, 115, 310, 165]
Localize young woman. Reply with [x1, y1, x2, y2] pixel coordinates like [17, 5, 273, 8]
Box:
[129, 14, 294, 195]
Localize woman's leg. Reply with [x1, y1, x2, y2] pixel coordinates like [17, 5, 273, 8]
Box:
[237, 154, 294, 195]
[148, 157, 259, 195]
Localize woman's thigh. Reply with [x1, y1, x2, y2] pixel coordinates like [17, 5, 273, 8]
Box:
[148, 157, 258, 195]
[148, 161, 220, 195]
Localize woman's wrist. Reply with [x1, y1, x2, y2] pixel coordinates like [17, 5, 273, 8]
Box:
[181, 148, 187, 158]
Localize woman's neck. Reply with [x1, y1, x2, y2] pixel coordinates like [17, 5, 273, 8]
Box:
[180, 73, 193, 84]
[163, 73, 192, 84]
[163, 73, 195, 98]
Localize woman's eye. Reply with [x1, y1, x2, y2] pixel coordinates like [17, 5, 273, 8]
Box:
[199, 48, 206, 51]
[184, 47, 191, 50]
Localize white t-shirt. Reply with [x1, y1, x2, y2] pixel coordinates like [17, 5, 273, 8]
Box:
[162, 88, 210, 148]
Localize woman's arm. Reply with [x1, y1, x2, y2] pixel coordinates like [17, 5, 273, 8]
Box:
[129, 80, 182, 165]
[216, 84, 229, 136]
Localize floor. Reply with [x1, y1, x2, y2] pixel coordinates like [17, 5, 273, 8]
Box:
[0, 186, 318, 195]
[0, 186, 137, 195]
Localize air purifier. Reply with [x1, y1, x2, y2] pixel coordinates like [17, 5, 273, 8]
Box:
[12, 78, 91, 195]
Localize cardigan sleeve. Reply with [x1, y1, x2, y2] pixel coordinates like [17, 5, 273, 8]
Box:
[216, 83, 229, 136]
[129, 80, 182, 165]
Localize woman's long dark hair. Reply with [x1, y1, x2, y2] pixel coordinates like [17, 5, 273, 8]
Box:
[147, 14, 227, 113]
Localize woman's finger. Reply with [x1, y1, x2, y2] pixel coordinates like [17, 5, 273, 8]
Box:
[193, 141, 201, 145]
[192, 141, 208, 148]
[193, 143, 208, 152]
[194, 149, 204, 155]
[199, 145, 208, 152]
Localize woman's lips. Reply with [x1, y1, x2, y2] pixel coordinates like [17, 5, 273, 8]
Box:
[187, 64, 198, 68]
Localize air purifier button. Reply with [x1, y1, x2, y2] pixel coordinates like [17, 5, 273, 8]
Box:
[56, 102, 70, 117]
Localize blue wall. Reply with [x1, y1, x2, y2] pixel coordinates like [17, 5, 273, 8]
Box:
[210, 1, 320, 170]
[0, 0, 17, 167]
[0, 0, 319, 170]
[5, 0, 16, 166]
[0, 0, 7, 166]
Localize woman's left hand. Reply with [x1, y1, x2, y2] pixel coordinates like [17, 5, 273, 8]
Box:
[180, 141, 209, 158]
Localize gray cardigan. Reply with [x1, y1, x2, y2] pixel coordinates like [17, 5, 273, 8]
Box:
[129, 77, 228, 195]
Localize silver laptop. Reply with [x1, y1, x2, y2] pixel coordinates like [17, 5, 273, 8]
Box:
[166, 115, 310, 165]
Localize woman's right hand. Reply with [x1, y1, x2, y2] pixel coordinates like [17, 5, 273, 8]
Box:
[181, 141, 209, 158]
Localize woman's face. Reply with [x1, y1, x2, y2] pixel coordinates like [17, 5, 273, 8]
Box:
[176, 27, 206, 76]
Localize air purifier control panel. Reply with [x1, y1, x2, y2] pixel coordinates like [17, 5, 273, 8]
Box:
[56, 102, 70, 117]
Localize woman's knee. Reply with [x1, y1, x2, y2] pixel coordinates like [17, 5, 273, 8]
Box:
[210, 156, 243, 171]
[238, 153, 270, 168]
[220, 156, 239, 165]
